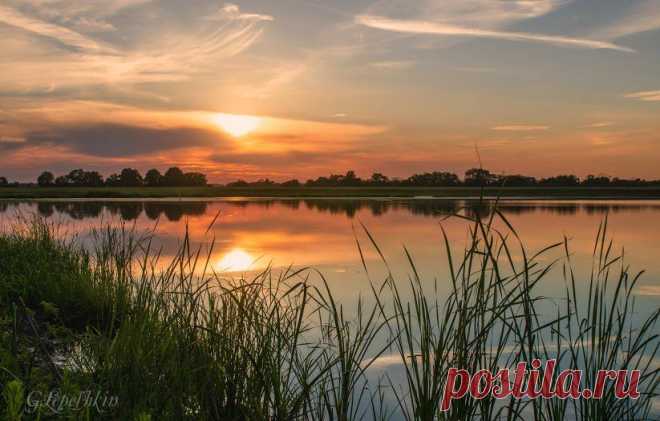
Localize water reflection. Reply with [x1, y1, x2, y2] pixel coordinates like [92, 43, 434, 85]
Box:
[23, 201, 209, 221]
[216, 248, 255, 272]
[3, 199, 660, 221]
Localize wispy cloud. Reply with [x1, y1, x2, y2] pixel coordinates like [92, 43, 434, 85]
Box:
[583, 122, 614, 128]
[625, 90, 660, 102]
[0, 2, 273, 94]
[492, 125, 550, 131]
[210, 3, 274, 22]
[369, 60, 415, 69]
[0, 5, 116, 53]
[356, 15, 635, 52]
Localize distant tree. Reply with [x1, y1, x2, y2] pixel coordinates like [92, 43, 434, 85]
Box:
[119, 168, 143, 187]
[66, 169, 86, 186]
[227, 180, 249, 187]
[306, 176, 330, 187]
[499, 174, 537, 186]
[105, 174, 121, 187]
[163, 167, 185, 186]
[539, 175, 580, 186]
[407, 171, 459, 186]
[82, 171, 104, 187]
[0, 177, 7, 186]
[55, 176, 69, 186]
[183, 172, 207, 186]
[281, 179, 301, 187]
[144, 169, 163, 187]
[251, 178, 276, 187]
[464, 168, 498, 186]
[340, 170, 362, 186]
[37, 171, 54, 187]
[582, 175, 611, 186]
[369, 173, 389, 185]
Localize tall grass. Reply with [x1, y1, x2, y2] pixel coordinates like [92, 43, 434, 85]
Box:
[0, 209, 657, 420]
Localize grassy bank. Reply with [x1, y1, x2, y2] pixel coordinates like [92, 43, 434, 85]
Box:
[2, 186, 660, 199]
[0, 214, 658, 420]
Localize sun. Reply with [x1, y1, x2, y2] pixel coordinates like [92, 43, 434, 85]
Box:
[214, 113, 262, 137]
[216, 248, 254, 272]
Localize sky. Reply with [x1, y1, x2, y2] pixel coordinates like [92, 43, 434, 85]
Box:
[1, 0, 659, 182]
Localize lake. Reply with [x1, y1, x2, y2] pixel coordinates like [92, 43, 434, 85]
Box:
[1, 198, 659, 416]
[1, 198, 659, 308]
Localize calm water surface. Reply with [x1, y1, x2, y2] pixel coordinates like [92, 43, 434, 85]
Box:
[1, 198, 659, 415]
[1, 198, 659, 306]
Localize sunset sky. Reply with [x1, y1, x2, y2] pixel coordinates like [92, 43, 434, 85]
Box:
[1, 0, 659, 182]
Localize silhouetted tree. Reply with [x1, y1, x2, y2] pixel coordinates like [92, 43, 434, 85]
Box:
[105, 174, 121, 186]
[281, 179, 301, 187]
[406, 171, 459, 186]
[582, 175, 611, 186]
[540, 175, 580, 186]
[252, 178, 276, 187]
[499, 174, 537, 186]
[164, 167, 185, 186]
[37, 171, 54, 187]
[465, 168, 498, 186]
[83, 171, 104, 186]
[144, 169, 163, 187]
[55, 176, 68, 186]
[0, 177, 7, 186]
[119, 168, 143, 187]
[370, 173, 389, 185]
[184, 172, 207, 186]
[340, 170, 361, 186]
[66, 169, 86, 185]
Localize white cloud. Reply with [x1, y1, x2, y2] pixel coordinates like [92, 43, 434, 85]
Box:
[210, 3, 274, 22]
[492, 125, 550, 131]
[583, 122, 614, 128]
[0, 2, 273, 94]
[356, 15, 635, 52]
[625, 90, 660, 102]
[363, 0, 564, 29]
[0, 5, 116, 52]
[369, 60, 415, 69]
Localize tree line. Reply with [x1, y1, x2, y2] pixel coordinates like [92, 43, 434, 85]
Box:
[227, 168, 660, 188]
[0, 167, 658, 188]
[32, 167, 207, 187]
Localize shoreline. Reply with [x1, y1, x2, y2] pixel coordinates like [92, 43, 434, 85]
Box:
[2, 186, 660, 200]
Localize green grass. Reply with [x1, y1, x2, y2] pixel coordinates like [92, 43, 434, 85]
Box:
[1, 185, 660, 199]
[0, 211, 657, 420]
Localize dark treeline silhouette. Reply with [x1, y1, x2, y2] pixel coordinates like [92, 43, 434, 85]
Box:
[1, 167, 659, 188]
[227, 168, 660, 188]
[33, 167, 208, 187]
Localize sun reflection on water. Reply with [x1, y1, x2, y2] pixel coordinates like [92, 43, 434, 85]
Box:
[216, 248, 254, 272]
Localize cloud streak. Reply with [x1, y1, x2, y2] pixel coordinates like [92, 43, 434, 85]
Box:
[211, 4, 274, 22]
[492, 125, 549, 132]
[0, 2, 273, 94]
[356, 15, 635, 52]
[0, 5, 115, 53]
[625, 90, 660, 102]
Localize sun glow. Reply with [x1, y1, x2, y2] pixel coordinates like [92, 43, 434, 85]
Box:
[216, 248, 254, 272]
[214, 113, 262, 137]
